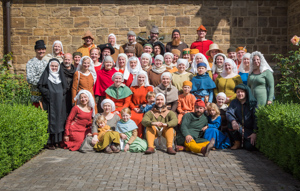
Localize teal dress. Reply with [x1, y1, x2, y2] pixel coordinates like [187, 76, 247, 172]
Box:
[247, 70, 274, 106]
[115, 119, 147, 152]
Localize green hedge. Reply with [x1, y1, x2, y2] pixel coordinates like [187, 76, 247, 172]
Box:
[256, 102, 300, 179]
[0, 70, 31, 105]
[0, 103, 48, 178]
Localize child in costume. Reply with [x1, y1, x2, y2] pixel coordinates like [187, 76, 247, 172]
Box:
[177, 81, 196, 124]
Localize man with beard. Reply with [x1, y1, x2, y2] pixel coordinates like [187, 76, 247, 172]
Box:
[61, 53, 76, 115]
[98, 43, 115, 63]
[76, 31, 96, 57]
[26, 40, 48, 108]
[147, 26, 159, 46]
[142, 93, 178, 155]
[226, 84, 257, 151]
[121, 31, 143, 57]
[166, 29, 188, 57]
[175, 99, 215, 157]
[190, 25, 213, 59]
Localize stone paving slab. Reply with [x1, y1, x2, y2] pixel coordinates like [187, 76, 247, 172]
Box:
[0, 149, 300, 191]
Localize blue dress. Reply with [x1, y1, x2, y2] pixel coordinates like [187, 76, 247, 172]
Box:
[203, 116, 231, 149]
[239, 72, 249, 85]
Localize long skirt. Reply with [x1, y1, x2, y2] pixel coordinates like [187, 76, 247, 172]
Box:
[203, 128, 231, 149]
[120, 131, 147, 152]
[94, 131, 120, 151]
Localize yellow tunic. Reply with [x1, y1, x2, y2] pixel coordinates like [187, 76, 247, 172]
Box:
[214, 75, 243, 104]
[97, 125, 111, 142]
[171, 72, 194, 93]
[76, 44, 96, 57]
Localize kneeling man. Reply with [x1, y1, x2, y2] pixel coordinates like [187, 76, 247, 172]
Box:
[176, 99, 215, 157]
[226, 83, 257, 151]
[142, 93, 178, 155]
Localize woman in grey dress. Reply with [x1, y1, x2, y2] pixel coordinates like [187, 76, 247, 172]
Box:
[79, 99, 120, 152]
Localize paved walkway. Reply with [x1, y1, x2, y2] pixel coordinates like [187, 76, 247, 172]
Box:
[0, 149, 300, 191]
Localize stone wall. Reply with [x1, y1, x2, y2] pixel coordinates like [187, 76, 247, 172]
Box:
[6, 0, 288, 74]
[288, 0, 300, 50]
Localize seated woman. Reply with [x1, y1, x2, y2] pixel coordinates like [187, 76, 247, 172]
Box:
[172, 58, 193, 94]
[211, 53, 227, 81]
[164, 52, 178, 73]
[140, 53, 152, 72]
[116, 108, 147, 152]
[189, 52, 212, 78]
[105, 72, 133, 115]
[248, 51, 274, 106]
[154, 72, 179, 113]
[238, 53, 251, 85]
[214, 59, 243, 104]
[215, 92, 229, 132]
[129, 70, 153, 138]
[115, 53, 133, 86]
[38, 58, 68, 150]
[64, 90, 95, 151]
[203, 103, 231, 149]
[79, 99, 121, 153]
[43, 40, 64, 63]
[148, 55, 168, 87]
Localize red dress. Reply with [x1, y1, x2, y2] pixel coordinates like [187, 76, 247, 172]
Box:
[117, 69, 134, 87]
[129, 86, 154, 138]
[64, 106, 93, 151]
[190, 40, 213, 59]
[94, 68, 117, 96]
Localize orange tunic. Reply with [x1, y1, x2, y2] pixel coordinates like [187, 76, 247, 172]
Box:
[177, 93, 196, 124]
[71, 71, 97, 113]
[76, 44, 96, 57]
[129, 86, 154, 138]
[166, 67, 178, 73]
[105, 94, 131, 112]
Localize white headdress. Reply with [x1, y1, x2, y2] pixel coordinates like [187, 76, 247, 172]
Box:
[115, 53, 129, 80]
[161, 72, 173, 81]
[48, 60, 61, 84]
[155, 93, 166, 104]
[76, 56, 97, 84]
[101, 98, 116, 112]
[130, 70, 151, 87]
[108, 33, 120, 49]
[177, 58, 189, 69]
[190, 53, 211, 74]
[52, 40, 64, 56]
[212, 53, 227, 74]
[249, 51, 274, 74]
[127, 56, 142, 76]
[238, 53, 251, 73]
[74, 90, 95, 117]
[221, 58, 238, 78]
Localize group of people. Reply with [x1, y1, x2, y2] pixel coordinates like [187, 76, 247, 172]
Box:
[26, 24, 275, 156]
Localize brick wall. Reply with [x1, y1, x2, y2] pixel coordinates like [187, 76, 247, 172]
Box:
[6, 0, 288, 74]
[288, 0, 300, 50]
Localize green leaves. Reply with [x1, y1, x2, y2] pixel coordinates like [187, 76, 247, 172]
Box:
[273, 48, 300, 103]
[256, 102, 300, 179]
[0, 103, 48, 178]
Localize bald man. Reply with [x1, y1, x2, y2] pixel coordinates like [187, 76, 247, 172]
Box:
[61, 53, 76, 115]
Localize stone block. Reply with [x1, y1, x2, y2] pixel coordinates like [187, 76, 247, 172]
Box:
[69, 29, 85, 36]
[61, 36, 72, 46]
[184, 6, 201, 15]
[54, 29, 68, 36]
[36, 7, 52, 17]
[14, 29, 32, 36]
[83, 6, 100, 16]
[33, 29, 44, 36]
[115, 16, 127, 28]
[248, 6, 257, 16]
[25, 18, 37, 28]
[72, 36, 82, 46]
[278, 17, 287, 27]
[221, 28, 230, 35]
[163, 16, 176, 27]
[190, 17, 202, 28]
[272, 28, 281, 35]
[90, 17, 101, 28]
[246, 38, 255, 44]
[23, 45, 35, 55]
[70, 7, 83, 17]
[149, 6, 164, 15]
[134, 6, 148, 16]
[258, 45, 269, 53]
[150, 16, 163, 27]
[101, 6, 118, 16]
[127, 16, 139, 27]
[101, 17, 116, 27]
[61, 18, 74, 28]
[238, 18, 243, 27]
[176, 16, 190, 27]
[258, 17, 268, 27]
[74, 17, 89, 28]
[52, 7, 69, 17]
[11, 36, 20, 46]
[21, 37, 29, 45]
[119, 7, 134, 16]
[269, 17, 277, 27]
[138, 16, 150, 27]
[11, 18, 25, 28]
[202, 16, 215, 27]
[48, 36, 61, 45]
[11, 8, 22, 17]
[165, 7, 183, 16]
[48, 17, 61, 28]
[258, 7, 271, 16]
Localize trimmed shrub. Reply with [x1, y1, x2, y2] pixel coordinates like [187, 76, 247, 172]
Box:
[256, 101, 300, 179]
[0, 70, 31, 105]
[0, 103, 48, 178]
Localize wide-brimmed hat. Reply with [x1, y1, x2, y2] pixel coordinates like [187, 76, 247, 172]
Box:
[206, 43, 223, 56]
[97, 43, 115, 55]
[82, 30, 94, 40]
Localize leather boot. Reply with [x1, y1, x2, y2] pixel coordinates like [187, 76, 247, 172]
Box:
[104, 146, 113, 154]
[110, 144, 120, 153]
[201, 138, 215, 157]
[167, 147, 176, 155]
[175, 145, 185, 152]
[231, 141, 241, 150]
[145, 147, 155, 154]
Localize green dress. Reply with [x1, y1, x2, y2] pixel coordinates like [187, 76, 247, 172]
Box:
[247, 70, 274, 106]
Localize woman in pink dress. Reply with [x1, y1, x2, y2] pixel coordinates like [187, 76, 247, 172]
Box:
[64, 90, 95, 151]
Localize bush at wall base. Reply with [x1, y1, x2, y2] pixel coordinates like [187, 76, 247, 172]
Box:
[0, 104, 48, 178]
[256, 101, 300, 179]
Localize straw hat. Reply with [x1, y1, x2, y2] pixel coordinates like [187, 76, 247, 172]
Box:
[82, 30, 94, 40]
[206, 43, 223, 57]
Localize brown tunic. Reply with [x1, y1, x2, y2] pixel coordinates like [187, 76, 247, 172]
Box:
[147, 69, 168, 87]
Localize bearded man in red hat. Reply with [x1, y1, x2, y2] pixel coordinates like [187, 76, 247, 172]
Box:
[175, 99, 215, 157]
[190, 25, 214, 59]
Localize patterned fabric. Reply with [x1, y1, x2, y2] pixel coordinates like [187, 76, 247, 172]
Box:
[26, 57, 47, 103]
